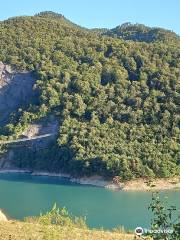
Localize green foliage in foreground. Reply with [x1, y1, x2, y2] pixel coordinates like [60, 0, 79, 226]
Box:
[0, 12, 180, 180]
[25, 203, 86, 229]
[148, 192, 180, 239]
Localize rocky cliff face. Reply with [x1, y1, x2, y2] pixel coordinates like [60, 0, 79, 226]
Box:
[0, 62, 37, 124]
[0, 63, 59, 171]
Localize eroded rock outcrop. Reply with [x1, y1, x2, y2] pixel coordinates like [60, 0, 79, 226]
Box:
[0, 62, 37, 124]
[21, 115, 59, 139]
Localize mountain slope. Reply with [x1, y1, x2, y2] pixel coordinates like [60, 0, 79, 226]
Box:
[0, 12, 179, 180]
[103, 22, 180, 43]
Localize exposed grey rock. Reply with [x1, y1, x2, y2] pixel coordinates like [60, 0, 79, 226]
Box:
[0, 62, 37, 124]
[21, 115, 59, 139]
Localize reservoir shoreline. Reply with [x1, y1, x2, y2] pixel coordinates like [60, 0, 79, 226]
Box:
[0, 169, 179, 191]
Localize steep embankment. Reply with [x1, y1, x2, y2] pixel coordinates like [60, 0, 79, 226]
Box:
[0, 114, 59, 169]
[0, 62, 37, 124]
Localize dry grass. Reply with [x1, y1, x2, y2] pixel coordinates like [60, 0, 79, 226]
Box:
[0, 221, 138, 240]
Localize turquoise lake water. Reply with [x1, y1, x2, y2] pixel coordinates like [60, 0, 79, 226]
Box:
[0, 173, 179, 230]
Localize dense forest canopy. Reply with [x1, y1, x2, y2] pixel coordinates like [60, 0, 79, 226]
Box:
[0, 12, 179, 180]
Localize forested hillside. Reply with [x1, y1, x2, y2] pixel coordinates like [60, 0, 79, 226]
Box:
[0, 11, 179, 180]
[104, 22, 179, 43]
